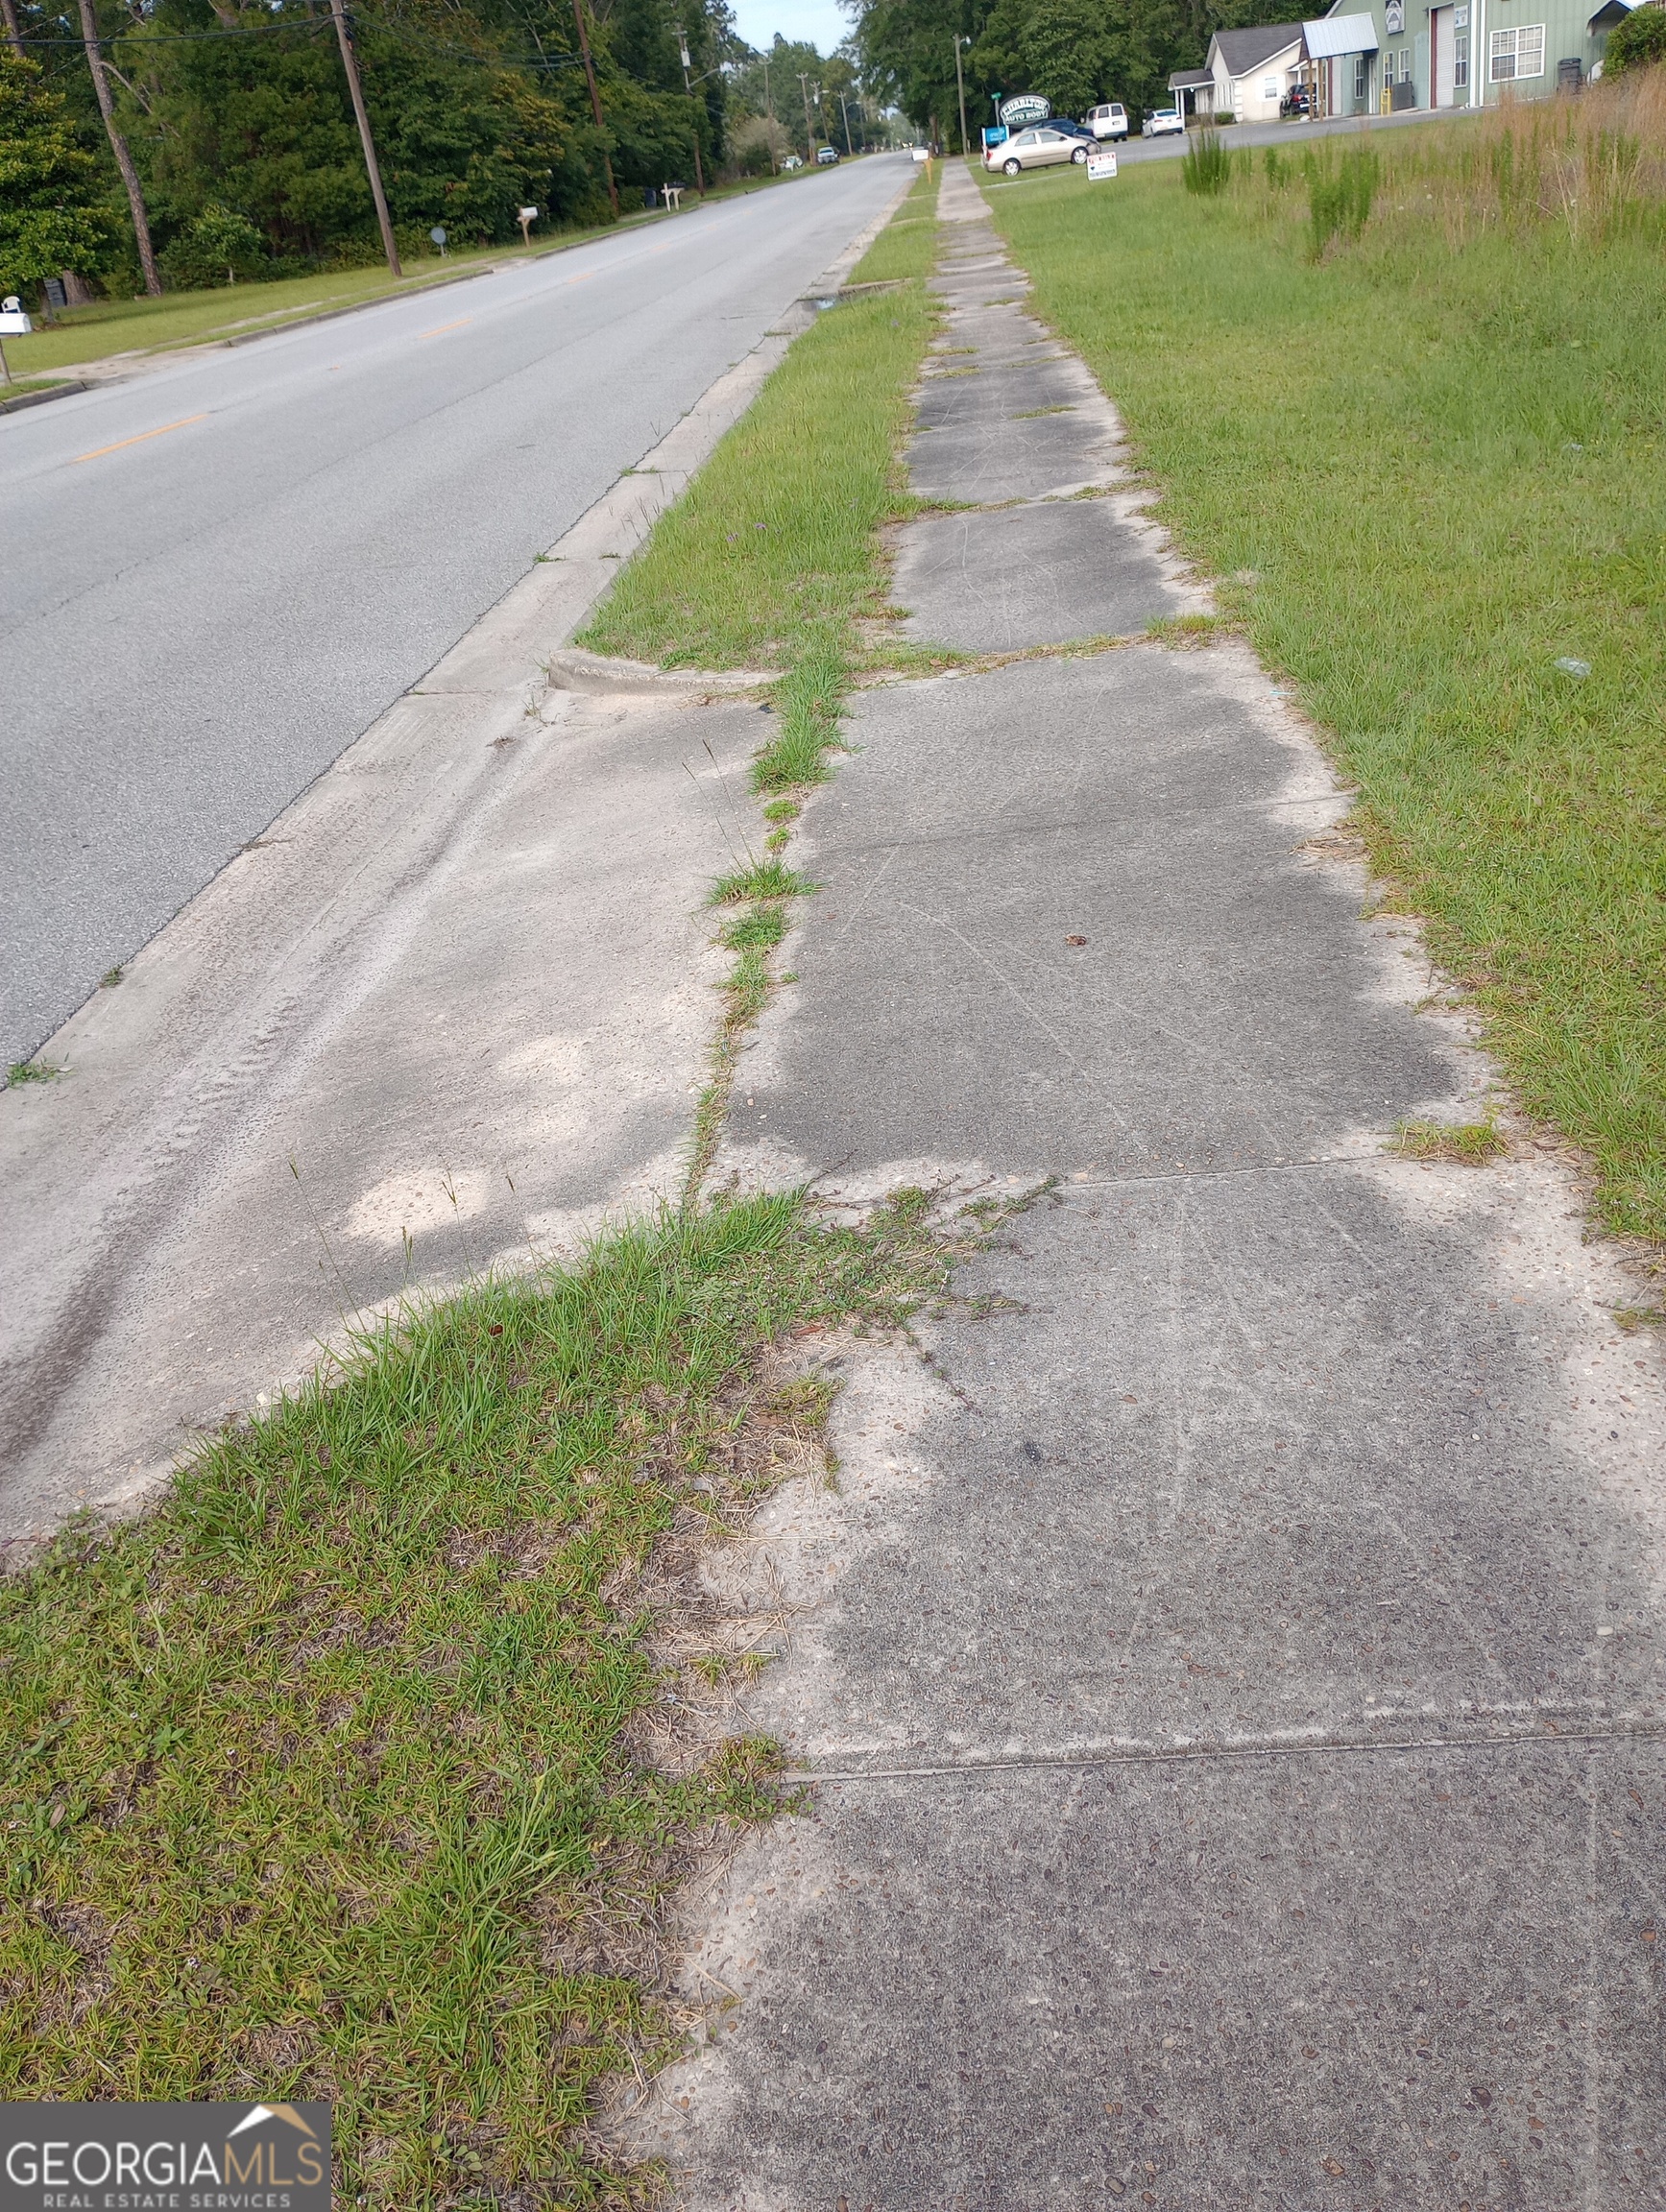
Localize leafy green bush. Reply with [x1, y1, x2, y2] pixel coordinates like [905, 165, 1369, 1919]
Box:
[1605, 4, 1666, 75]
[1182, 127, 1231, 195]
[158, 204, 269, 289]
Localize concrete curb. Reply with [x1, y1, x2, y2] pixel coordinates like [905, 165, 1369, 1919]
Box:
[0, 379, 86, 417]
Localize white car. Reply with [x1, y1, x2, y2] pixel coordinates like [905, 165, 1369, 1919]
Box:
[1142, 107, 1185, 136]
[1086, 102, 1128, 140]
[986, 125, 1092, 176]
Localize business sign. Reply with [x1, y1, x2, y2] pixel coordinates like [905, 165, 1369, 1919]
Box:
[1087, 148, 1119, 179]
[982, 124, 1009, 146]
[0, 2101, 331, 2212]
[1385, 0, 1404, 28]
[998, 93, 1051, 126]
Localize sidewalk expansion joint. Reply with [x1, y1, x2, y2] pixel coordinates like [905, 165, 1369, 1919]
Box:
[790, 1719, 1666, 1787]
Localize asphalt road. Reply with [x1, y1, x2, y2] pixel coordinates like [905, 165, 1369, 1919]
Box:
[0, 155, 908, 1069]
[1108, 102, 1478, 163]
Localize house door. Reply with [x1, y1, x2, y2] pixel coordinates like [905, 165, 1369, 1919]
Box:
[1433, 6, 1453, 101]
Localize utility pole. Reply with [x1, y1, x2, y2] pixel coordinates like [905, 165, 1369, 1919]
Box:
[570, 0, 618, 216]
[762, 55, 771, 115]
[2, 0, 24, 60]
[76, 0, 160, 295]
[839, 89, 855, 154]
[329, 0, 399, 275]
[953, 33, 970, 158]
[798, 68, 815, 156]
[676, 22, 706, 195]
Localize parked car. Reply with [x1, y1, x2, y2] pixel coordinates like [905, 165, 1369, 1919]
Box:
[986, 124, 1092, 175]
[1086, 102, 1128, 139]
[1142, 106, 1185, 136]
[1279, 84, 1313, 118]
[1050, 117, 1097, 142]
[781, 154, 804, 170]
[816, 145, 839, 163]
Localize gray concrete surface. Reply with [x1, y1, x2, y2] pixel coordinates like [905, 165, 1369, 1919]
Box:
[894, 503, 1176, 645]
[0, 155, 909, 1070]
[629, 152, 1666, 2211]
[0, 188, 907, 1547]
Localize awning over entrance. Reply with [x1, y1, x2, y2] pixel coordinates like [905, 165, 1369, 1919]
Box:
[1301, 11, 1380, 55]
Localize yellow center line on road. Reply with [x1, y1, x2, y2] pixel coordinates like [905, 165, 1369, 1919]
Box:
[420, 316, 473, 338]
[72, 414, 208, 465]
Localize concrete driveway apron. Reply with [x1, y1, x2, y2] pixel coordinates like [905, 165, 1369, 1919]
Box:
[633, 161, 1666, 2209]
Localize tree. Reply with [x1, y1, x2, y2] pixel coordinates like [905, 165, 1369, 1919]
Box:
[0, 49, 109, 298]
[77, 0, 160, 292]
[1606, 0, 1666, 74]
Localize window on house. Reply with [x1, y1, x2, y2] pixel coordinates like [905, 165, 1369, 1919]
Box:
[1402, 48, 1413, 79]
[1354, 53, 1368, 97]
[1264, 76, 1280, 97]
[1490, 23, 1545, 77]
[1454, 27, 1469, 83]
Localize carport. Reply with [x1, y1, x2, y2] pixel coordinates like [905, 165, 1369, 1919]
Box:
[1299, 12, 1382, 114]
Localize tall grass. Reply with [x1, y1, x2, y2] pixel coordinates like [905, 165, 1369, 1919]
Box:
[1256, 67, 1666, 250]
[1182, 128, 1233, 196]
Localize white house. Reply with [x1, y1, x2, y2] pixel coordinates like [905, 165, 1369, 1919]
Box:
[1194, 23, 1309, 121]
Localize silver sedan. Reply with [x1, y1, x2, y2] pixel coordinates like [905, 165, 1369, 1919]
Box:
[986, 125, 1092, 176]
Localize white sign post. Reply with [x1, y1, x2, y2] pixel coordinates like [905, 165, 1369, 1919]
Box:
[1086, 148, 1119, 180]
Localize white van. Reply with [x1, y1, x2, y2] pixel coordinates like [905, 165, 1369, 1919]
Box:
[1086, 103, 1128, 140]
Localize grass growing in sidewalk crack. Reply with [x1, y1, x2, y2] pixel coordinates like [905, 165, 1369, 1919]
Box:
[0, 1194, 957, 2206]
[577, 157, 940, 806]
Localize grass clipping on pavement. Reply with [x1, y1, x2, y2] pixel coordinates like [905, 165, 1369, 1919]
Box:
[983, 102, 1666, 1250]
[580, 160, 939, 793]
[0, 1196, 955, 2202]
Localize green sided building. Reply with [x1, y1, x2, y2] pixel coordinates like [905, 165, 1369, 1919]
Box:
[1299, 0, 1636, 113]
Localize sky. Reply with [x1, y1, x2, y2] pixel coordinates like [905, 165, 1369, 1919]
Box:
[730, 0, 852, 60]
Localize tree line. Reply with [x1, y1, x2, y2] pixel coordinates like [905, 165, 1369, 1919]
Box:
[0, 0, 880, 304]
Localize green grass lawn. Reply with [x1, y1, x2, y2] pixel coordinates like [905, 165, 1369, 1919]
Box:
[982, 138, 1666, 1249]
[0, 1197, 952, 2203]
[4, 164, 837, 378]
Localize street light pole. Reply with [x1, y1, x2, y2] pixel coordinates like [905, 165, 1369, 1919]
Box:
[329, 0, 399, 276]
[954, 33, 970, 158]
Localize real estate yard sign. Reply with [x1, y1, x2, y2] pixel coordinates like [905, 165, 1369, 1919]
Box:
[1087, 148, 1119, 180]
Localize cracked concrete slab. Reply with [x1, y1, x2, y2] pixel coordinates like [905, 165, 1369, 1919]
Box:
[892, 502, 1185, 647]
[625, 158, 1666, 2207]
[905, 417, 1123, 506]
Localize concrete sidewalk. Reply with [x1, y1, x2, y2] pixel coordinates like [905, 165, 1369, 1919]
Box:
[633, 160, 1666, 2207]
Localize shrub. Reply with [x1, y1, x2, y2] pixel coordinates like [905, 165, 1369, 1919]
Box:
[730, 113, 790, 177]
[1214, 108, 1236, 125]
[158, 203, 269, 289]
[1182, 127, 1232, 194]
[1606, 3, 1666, 75]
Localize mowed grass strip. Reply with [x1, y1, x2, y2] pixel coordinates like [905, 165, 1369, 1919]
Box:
[983, 124, 1666, 1244]
[580, 161, 939, 790]
[0, 1195, 951, 2205]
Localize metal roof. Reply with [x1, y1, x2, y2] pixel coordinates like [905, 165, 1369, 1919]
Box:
[1304, 10, 1380, 53]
